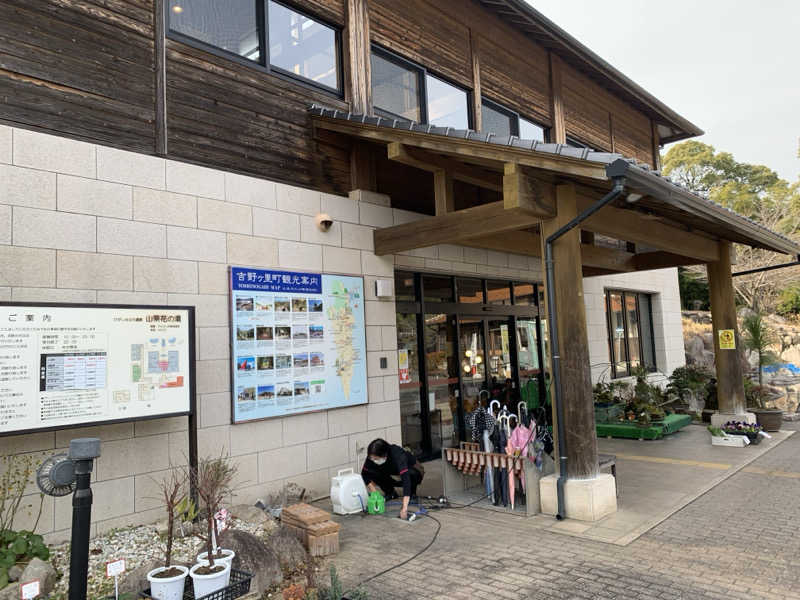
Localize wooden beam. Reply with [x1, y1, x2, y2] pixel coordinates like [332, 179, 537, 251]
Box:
[503, 163, 556, 215]
[707, 241, 747, 415]
[433, 170, 454, 215]
[373, 201, 548, 255]
[386, 143, 503, 191]
[470, 30, 482, 132]
[651, 120, 662, 171]
[345, 0, 371, 114]
[579, 196, 719, 262]
[633, 251, 705, 271]
[351, 141, 376, 191]
[549, 52, 566, 144]
[313, 118, 608, 180]
[154, 0, 167, 156]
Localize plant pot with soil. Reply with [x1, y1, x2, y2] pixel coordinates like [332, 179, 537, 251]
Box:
[146, 469, 189, 600]
[751, 408, 783, 432]
[189, 561, 231, 597]
[722, 421, 763, 445]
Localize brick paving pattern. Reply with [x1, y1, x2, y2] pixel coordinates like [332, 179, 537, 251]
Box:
[327, 423, 800, 599]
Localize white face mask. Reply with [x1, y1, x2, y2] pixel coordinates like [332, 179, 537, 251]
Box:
[371, 456, 387, 466]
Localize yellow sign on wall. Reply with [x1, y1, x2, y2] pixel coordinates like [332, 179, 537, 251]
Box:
[718, 329, 736, 350]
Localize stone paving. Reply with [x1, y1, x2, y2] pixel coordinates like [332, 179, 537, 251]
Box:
[324, 422, 800, 599]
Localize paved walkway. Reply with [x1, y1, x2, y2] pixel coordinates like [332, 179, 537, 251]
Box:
[324, 422, 800, 599]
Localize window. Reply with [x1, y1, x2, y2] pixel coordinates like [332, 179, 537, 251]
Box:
[268, 1, 338, 90]
[169, 0, 260, 61]
[425, 74, 469, 129]
[481, 98, 547, 141]
[168, 0, 341, 93]
[371, 47, 470, 128]
[566, 136, 594, 151]
[605, 290, 656, 377]
[457, 278, 484, 304]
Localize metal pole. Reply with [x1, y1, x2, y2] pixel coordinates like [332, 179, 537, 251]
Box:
[67, 438, 100, 600]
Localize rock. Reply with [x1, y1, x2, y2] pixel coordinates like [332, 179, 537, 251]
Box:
[685, 335, 705, 364]
[218, 529, 282, 594]
[20, 558, 57, 596]
[738, 306, 756, 320]
[7, 565, 22, 582]
[263, 526, 308, 572]
[156, 519, 195, 538]
[230, 503, 272, 525]
[701, 332, 713, 351]
[119, 559, 160, 596]
[0, 584, 19, 600]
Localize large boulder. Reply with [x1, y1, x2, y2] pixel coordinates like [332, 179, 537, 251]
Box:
[263, 526, 308, 572]
[20, 558, 56, 597]
[229, 503, 272, 525]
[218, 529, 282, 594]
[0, 584, 19, 600]
[685, 335, 705, 364]
[119, 559, 161, 596]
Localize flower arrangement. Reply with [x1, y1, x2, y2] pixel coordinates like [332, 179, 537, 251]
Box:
[722, 421, 763, 435]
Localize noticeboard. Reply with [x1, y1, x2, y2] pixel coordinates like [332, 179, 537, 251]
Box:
[0, 303, 194, 435]
[229, 267, 368, 422]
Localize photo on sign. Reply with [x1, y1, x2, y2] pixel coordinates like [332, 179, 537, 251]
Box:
[237, 356, 255, 371]
[276, 383, 293, 397]
[275, 298, 290, 312]
[293, 353, 309, 368]
[257, 356, 274, 371]
[292, 326, 308, 341]
[309, 325, 324, 340]
[236, 326, 255, 341]
[275, 326, 291, 340]
[310, 352, 324, 367]
[294, 381, 309, 397]
[257, 385, 274, 400]
[276, 354, 292, 369]
[291, 298, 307, 312]
[256, 326, 274, 341]
[308, 299, 323, 312]
[255, 297, 272, 311]
[236, 297, 254, 312]
[237, 386, 255, 403]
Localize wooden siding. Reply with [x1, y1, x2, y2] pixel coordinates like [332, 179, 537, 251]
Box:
[292, 0, 346, 25]
[166, 40, 350, 194]
[0, 0, 156, 152]
[369, 0, 472, 86]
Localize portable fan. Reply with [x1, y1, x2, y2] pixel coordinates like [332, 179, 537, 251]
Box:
[36, 453, 77, 497]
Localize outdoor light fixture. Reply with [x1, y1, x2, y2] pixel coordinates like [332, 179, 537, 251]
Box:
[172, 5, 183, 13]
[463, 364, 471, 373]
[465, 350, 472, 358]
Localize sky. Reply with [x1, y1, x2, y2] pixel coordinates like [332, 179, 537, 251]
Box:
[530, 0, 800, 183]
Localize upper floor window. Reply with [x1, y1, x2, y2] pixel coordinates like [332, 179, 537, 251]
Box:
[371, 47, 470, 129]
[566, 136, 595, 151]
[481, 98, 546, 141]
[605, 290, 656, 378]
[168, 0, 340, 93]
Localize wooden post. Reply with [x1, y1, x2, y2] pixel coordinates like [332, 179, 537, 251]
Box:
[707, 241, 747, 414]
[469, 31, 482, 132]
[548, 53, 566, 144]
[539, 183, 598, 479]
[650, 120, 662, 171]
[345, 0, 371, 114]
[154, 0, 167, 156]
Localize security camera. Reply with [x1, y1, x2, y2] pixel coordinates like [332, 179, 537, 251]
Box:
[316, 213, 333, 232]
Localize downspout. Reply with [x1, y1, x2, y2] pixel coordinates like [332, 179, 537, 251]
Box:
[545, 167, 627, 520]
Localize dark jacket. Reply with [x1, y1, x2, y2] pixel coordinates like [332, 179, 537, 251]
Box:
[362, 444, 419, 497]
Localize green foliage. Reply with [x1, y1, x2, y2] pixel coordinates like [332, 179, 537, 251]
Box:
[0, 454, 45, 535]
[776, 284, 800, 316]
[0, 530, 50, 590]
[678, 267, 709, 310]
[707, 426, 725, 437]
[741, 313, 779, 391]
[592, 380, 629, 405]
[667, 365, 713, 403]
[308, 566, 369, 600]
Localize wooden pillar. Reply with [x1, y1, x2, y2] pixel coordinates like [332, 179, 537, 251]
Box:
[650, 120, 662, 171]
[154, 0, 167, 156]
[469, 31, 482, 132]
[548, 53, 566, 144]
[539, 183, 598, 479]
[345, 0, 371, 114]
[707, 241, 747, 414]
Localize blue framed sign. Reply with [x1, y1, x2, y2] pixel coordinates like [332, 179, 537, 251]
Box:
[230, 267, 368, 422]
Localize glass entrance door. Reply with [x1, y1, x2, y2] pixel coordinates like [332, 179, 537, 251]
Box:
[424, 313, 459, 454]
[397, 312, 423, 455]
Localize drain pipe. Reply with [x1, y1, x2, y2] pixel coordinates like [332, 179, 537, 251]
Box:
[545, 169, 627, 520]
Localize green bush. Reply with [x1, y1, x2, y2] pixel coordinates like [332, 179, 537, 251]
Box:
[0, 530, 50, 589]
[777, 284, 800, 316]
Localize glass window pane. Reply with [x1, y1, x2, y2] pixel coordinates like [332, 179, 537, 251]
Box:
[426, 314, 459, 451]
[519, 118, 546, 142]
[394, 271, 416, 302]
[513, 282, 536, 306]
[268, 1, 338, 89]
[396, 312, 423, 456]
[169, 0, 259, 61]
[457, 278, 483, 304]
[426, 75, 469, 129]
[481, 101, 514, 137]
[516, 318, 540, 379]
[639, 293, 656, 370]
[625, 294, 641, 370]
[422, 275, 453, 303]
[371, 52, 421, 121]
[486, 280, 511, 305]
[607, 291, 628, 375]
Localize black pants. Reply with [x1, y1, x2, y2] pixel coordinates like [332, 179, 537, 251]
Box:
[362, 466, 423, 499]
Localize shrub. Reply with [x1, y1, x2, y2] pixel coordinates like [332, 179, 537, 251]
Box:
[776, 284, 800, 316]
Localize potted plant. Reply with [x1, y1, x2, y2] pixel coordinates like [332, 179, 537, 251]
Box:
[741, 313, 783, 430]
[721, 420, 763, 445]
[189, 454, 238, 596]
[146, 469, 189, 600]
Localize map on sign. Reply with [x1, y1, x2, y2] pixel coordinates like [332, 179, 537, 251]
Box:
[230, 267, 367, 422]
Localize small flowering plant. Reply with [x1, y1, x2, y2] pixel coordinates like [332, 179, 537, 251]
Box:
[722, 421, 763, 435]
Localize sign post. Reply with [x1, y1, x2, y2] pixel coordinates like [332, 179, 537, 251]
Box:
[106, 558, 126, 600]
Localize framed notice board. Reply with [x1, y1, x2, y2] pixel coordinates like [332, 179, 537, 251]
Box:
[0, 303, 196, 436]
[229, 267, 368, 423]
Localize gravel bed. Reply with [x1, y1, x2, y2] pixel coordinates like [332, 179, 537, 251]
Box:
[48, 517, 277, 599]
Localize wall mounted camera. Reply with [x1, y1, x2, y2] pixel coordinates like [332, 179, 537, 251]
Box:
[316, 213, 333, 232]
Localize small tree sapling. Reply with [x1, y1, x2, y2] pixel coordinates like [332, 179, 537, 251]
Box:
[191, 453, 237, 571]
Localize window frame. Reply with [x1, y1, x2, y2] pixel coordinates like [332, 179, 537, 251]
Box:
[481, 96, 549, 141]
[605, 288, 657, 378]
[166, 0, 344, 97]
[371, 44, 473, 128]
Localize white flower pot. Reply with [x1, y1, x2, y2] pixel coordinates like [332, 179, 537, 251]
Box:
[196, 548, 235, 585]
[146, 565, 188, 600]
[189, 562, 231, 598]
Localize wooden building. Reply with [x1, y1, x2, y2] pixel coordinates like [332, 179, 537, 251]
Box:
[0, 0, 796, 528]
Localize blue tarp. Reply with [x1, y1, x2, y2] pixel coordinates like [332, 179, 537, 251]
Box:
[763, 363, 800, 374]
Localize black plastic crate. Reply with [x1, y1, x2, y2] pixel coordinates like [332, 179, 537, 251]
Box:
[140, 569, 253, 600]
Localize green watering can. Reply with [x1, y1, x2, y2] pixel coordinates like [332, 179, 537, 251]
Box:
[367, 490, 385, 515]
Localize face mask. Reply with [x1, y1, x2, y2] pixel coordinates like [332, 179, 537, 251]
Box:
[372, 457, 387, 466]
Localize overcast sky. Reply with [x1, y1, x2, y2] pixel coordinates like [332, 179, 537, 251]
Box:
[530, 0, 800, 183]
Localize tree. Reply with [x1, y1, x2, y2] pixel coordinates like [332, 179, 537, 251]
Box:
[664, 142, 800, 311]
[740, 313, 778, 393]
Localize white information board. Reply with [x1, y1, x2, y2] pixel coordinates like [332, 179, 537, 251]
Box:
[230, 267, 368, 422]
[0, 304, 193, 435]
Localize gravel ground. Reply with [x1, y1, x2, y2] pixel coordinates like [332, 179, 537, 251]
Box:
[48, 517, 277, 599]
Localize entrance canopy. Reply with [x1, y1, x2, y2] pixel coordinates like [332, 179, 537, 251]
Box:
[310, 105, 800, 275]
